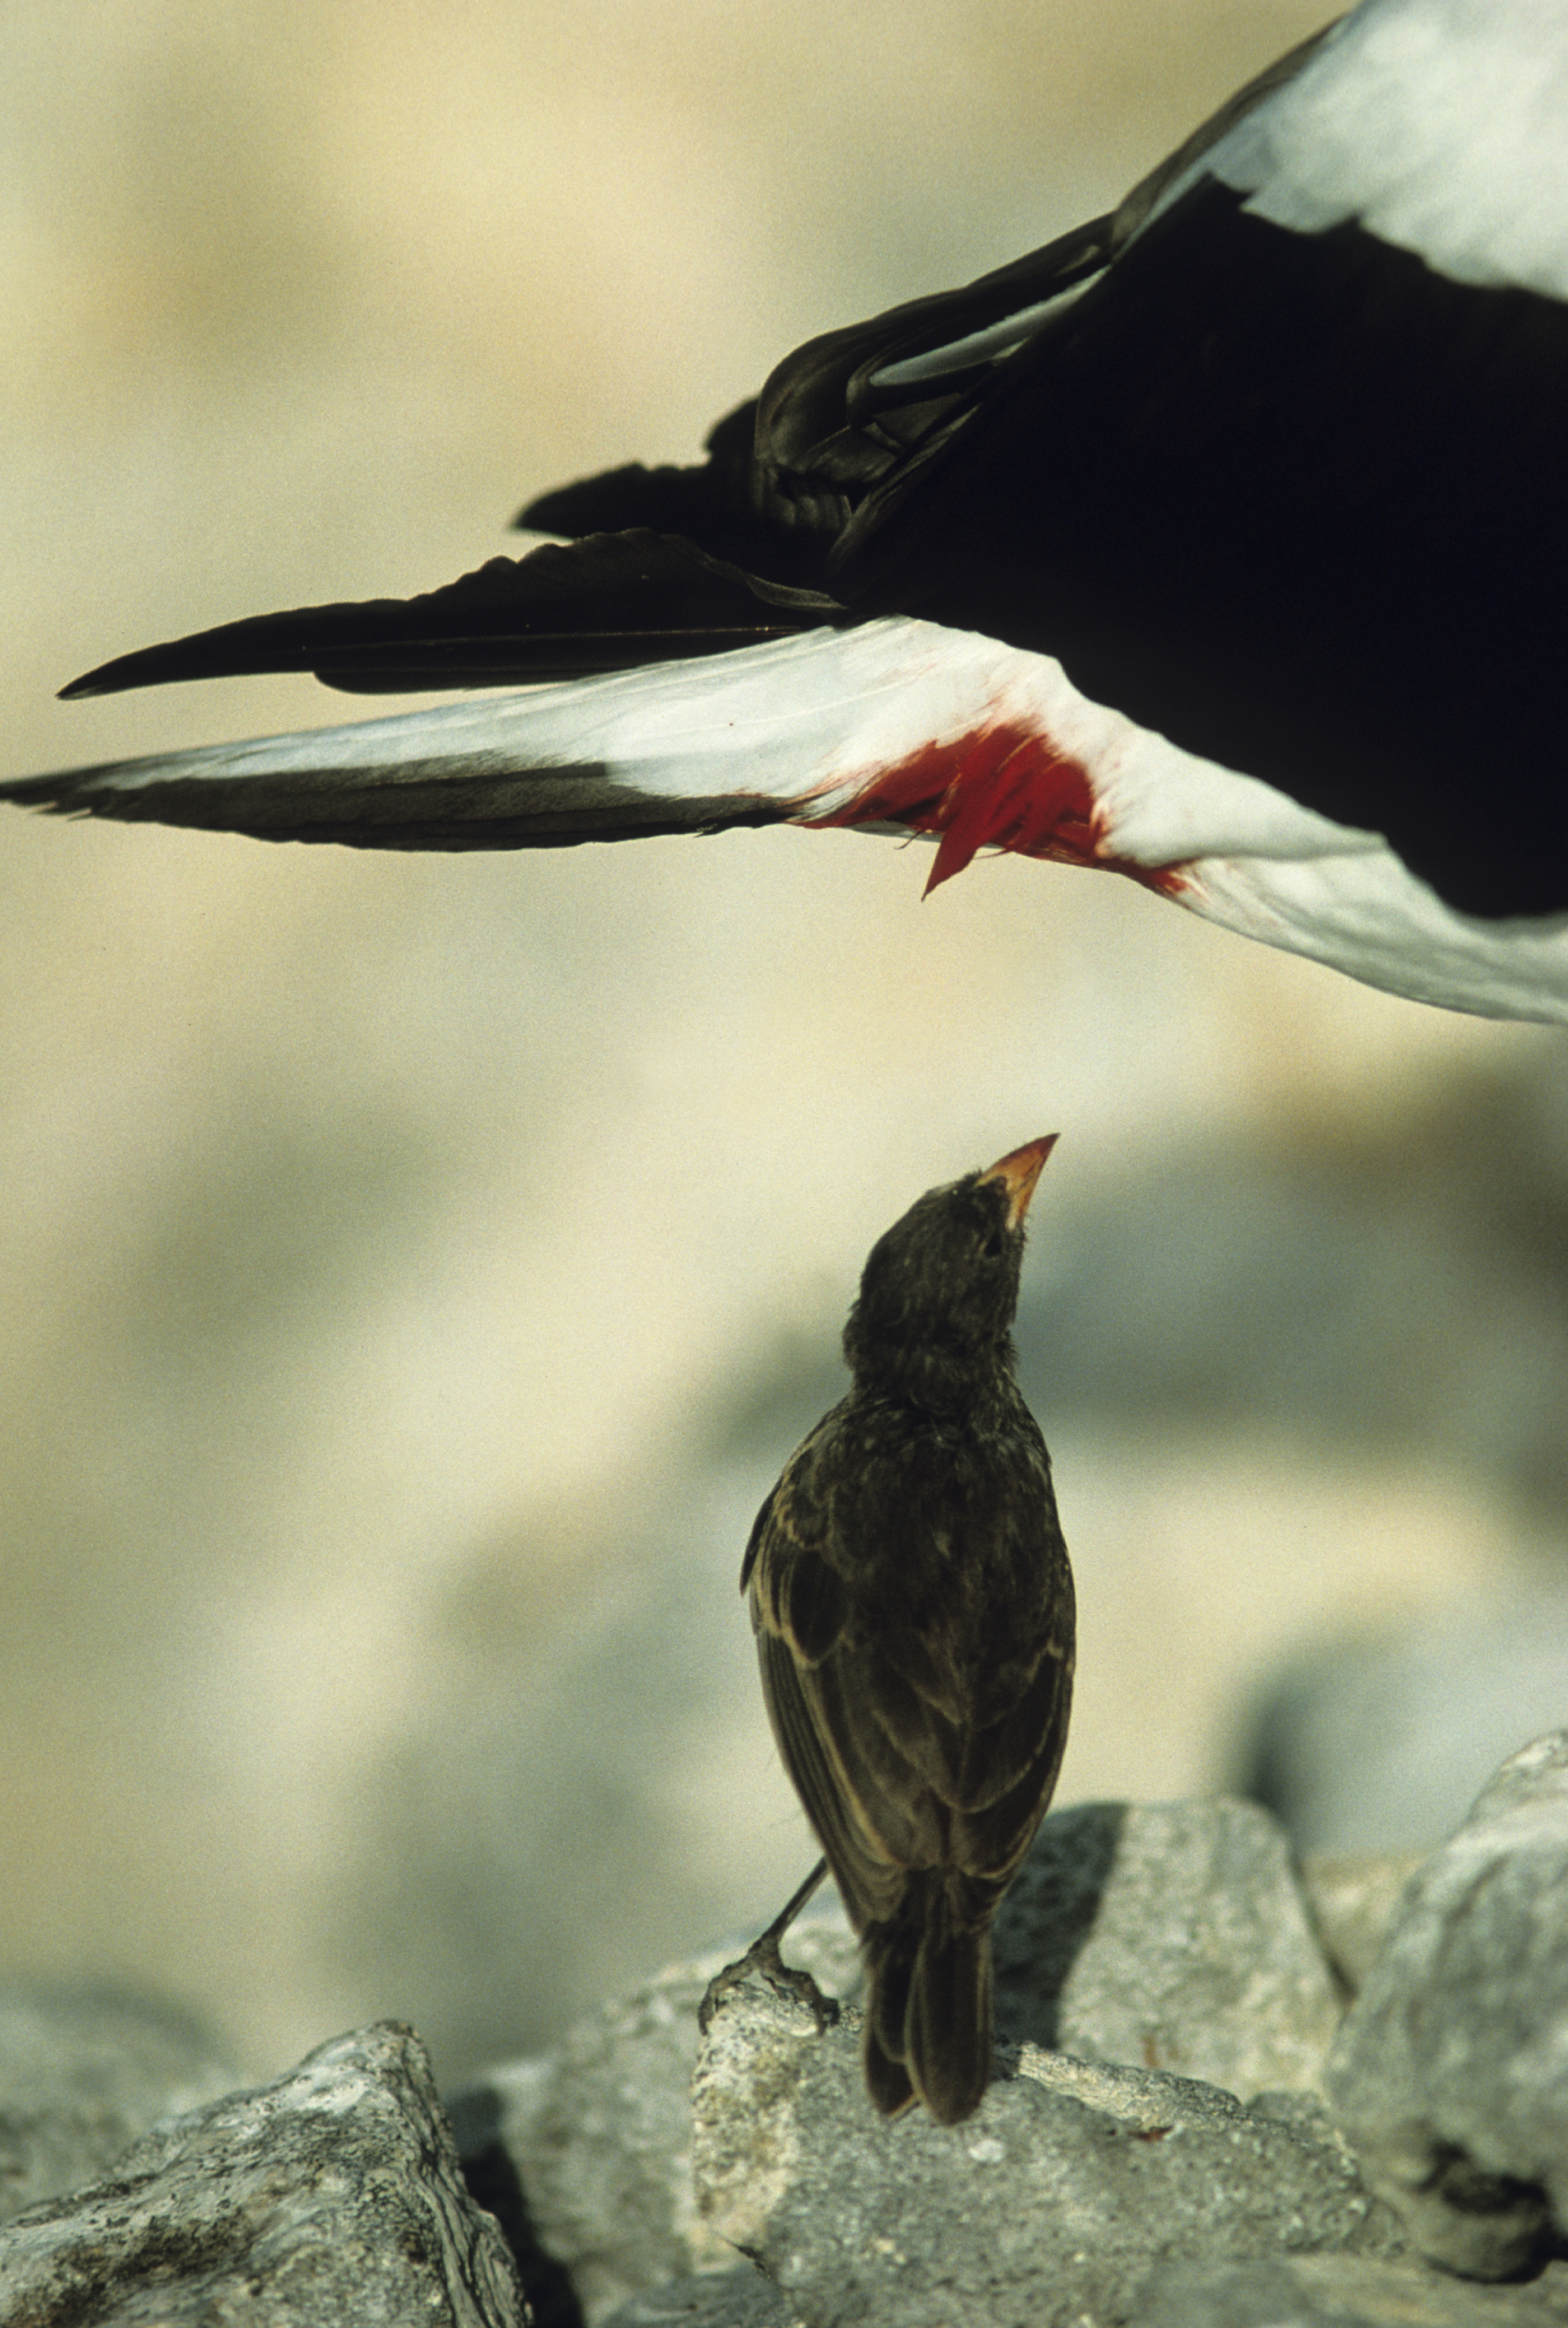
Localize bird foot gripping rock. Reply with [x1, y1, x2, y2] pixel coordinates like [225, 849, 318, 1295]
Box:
[697, 1932, 841, 2043]
[692, 1969, 1405, 2328]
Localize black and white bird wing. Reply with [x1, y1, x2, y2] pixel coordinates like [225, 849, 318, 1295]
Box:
[522, 210, 1120, 578]
[47, 22, 1329, 705]
[523, 26, 1336, 584]
[8, 2, 1568, 1020]
[835, 171, 1568, 923]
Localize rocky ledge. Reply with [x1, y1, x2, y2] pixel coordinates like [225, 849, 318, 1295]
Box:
[2, 1737, 1566, 2326]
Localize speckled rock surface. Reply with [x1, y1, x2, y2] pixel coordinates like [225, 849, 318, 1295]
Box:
[452, 1917, 859, 2324]
[1126, 2252, 1568, 2326]
[0, 2021, 528, 2327]
[1324, 1730, 1568, 2281]
[1297, 1851, 1427, 1994]
[598, 2267, 794, 2328]
[692, 1958, 1402, 2328]
[992, 1796, 1341, 2095]
[459, 1793, 1346, 2322]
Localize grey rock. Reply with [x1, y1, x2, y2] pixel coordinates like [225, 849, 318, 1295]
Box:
[0, 2021, 528, 2326]
[598, 2267, 794, 2328]
[1299, 1852, 1428, 1994]
[1127, 2253, 1568, 2327]
[692, 1959, 1404, 2328]
[992, 1796, 1341, 2096]
[0, 1983, 243, 2225]
[462, 1795, 1345, 2322]
[1324, 1729, 1568, 2280]
[454, 1917, 859, 2325]
[1239, 1597, 1568, 1855]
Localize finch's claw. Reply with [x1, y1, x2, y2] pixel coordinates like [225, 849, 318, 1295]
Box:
[698, 1931, 841, 2036]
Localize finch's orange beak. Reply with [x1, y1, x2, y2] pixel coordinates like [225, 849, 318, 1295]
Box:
[977, 1134, 1057, 1231]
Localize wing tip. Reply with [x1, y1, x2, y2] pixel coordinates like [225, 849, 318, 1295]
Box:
[57, 666, 119, 702]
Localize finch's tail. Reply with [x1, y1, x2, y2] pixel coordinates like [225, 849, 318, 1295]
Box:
[861, 1876, 994, 2127]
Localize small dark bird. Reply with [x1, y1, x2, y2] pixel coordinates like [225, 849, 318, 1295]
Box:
[739, 1135, 1073, 2125]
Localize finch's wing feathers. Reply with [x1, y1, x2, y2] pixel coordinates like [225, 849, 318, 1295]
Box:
[748, 1454, 913, 1923]
[847, 1460, 1071, 1810]
[755, 1626, 908, 1928]
[741, 1447, 850, 1655]
[859, 1606, 1070, 1829]
[853, 1643, 971, 1801]
[749, 1453, 948, 1923]
[950, 1523, 1075, 1806]
[748, 1406, 1075, 1933]
[846, 1595, 1072, 1885]
[950, 1637, 1075, 1883]
[955, 1621, 1075, 1814]
[738, 1481, 778, 1598]
[806, 1648, 949, 1872]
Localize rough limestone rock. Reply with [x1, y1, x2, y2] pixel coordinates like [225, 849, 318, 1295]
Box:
[452, 1917, 859, 2324]
[0, 1984, 243, 2226]
[692, 1961, 1403, 2328]
[1126, 2252, 1568, 2326]
[0, 2021, 528, 2327]
[599, 2267, 791, 2327]
[1241, 1598, 1568, 1855]
[992, 1796, 1341, 2095]
[604, 2253, 1568, 2328]
[459, 1794, 1345, 2320]
[1324, 1730, 1568, 2281]
[1297, 1852, 1428, 1994]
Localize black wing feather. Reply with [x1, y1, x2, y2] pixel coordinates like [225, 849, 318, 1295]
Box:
[61, 532, 839, 702]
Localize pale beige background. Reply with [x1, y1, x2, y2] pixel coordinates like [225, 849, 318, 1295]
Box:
[0, 1, 1554, 2081]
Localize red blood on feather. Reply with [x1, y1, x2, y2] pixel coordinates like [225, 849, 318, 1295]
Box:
[804, 722, 1187, 896]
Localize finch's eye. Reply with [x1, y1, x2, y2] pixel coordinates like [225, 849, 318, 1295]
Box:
[980, 1227, 1004, 1260]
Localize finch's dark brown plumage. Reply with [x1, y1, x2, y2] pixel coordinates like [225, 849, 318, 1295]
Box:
[742, 1135, 1074, 2125]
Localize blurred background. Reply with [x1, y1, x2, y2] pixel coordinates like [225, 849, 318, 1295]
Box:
[2, 0, 1565, 2088]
